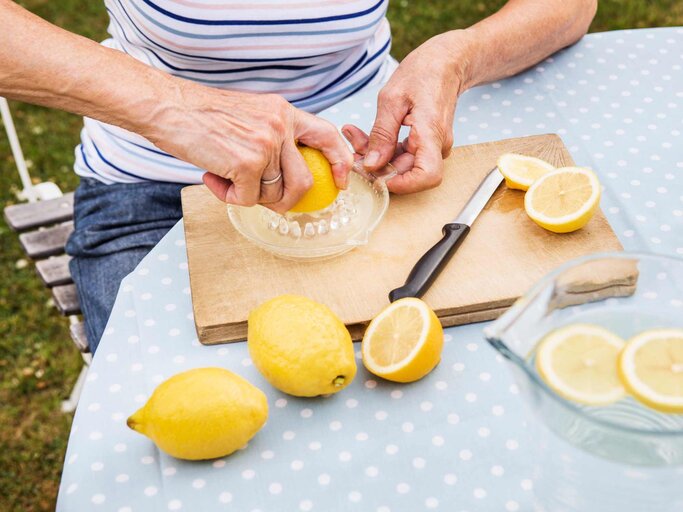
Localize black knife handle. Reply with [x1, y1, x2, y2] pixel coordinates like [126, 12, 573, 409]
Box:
[389, 223, 471, 302]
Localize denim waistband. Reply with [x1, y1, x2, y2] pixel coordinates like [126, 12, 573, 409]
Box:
[66, 178, 186, 258]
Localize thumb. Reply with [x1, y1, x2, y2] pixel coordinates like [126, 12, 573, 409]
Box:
[365, 89, 407, 171]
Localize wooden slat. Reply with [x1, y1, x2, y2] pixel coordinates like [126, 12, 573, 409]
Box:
[69, 322, 90, 353]
[3, 192, 74, 232]
[18, 222, 73, 259]
[35, 254, 73, 287]
[52, 284, 81, 316]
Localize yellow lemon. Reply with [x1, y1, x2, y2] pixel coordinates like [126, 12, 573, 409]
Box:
[248, 294, 356, 397]
[618, 328, 683, 413]
[361, 298, 444, 383]
[524, 166, 601, 233]
[535, 323, 626, 406]
[498, 153, 555, 191]
[289, 145, 339, 213]
[127, 367, 268, 460]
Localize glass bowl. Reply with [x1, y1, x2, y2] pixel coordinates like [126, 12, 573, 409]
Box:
[227, 170, 389, 261]
[484, 252, 683, 512]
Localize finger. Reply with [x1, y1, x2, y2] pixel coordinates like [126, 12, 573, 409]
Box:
[295, 111, 353, 189]
[402, 115, 453, 159]
[258, 176, 285, 206]
[258, 168, 285, 206]
[215, 157, 263, 207]
[402, 132, 417, 155]
[387, 151, 414, 176]
[341, 124, 369, 155]
[369, 151, 414, 182]
[224, 172, 261, 206]
[202, 172, 232, 202]
[387, 124, 444, 195]
[268, 141, 313, 213]
[342, 124, 412, 170]
[365, 88, 408, 171]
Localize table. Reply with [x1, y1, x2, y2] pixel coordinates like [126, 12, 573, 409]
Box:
[57, 28, 683, 512]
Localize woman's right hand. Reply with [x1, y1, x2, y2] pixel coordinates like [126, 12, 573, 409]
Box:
[144, 80, 353, 213]
[0, 1, 350, 213]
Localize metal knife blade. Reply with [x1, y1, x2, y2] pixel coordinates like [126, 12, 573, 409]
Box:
[452, 166, 504, 226]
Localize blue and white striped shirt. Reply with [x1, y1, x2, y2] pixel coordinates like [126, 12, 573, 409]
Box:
[75, 0, 394, 184]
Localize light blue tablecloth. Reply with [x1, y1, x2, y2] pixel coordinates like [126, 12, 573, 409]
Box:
[57, 28, 683, 512]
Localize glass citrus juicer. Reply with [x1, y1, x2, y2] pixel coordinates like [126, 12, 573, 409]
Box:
[227, 160, 392, 260]
[484, 252, 683, 512]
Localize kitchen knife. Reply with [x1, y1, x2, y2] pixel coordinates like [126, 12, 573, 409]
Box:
[388, 167, 504, 302]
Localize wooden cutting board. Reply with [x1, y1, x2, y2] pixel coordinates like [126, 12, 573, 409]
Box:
[181, 134, 623, 345]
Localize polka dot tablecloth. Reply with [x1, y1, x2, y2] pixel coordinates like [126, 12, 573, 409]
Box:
[57, 28, 682, 512]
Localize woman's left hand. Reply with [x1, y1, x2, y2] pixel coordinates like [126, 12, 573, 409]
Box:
[343, 31, 469, 194]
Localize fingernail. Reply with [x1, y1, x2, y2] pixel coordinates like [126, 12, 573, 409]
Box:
[364, 150, 379, 168]
[332, 162, 348, 189]
[341, 128, 352, 141]
[340, 177, 348, 190]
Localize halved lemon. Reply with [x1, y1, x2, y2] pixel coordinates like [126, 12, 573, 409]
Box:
[361, 298, 444, 383]
[536, 323, 626, 406]
[618, 328, 683, 413]
[524, 167, 601, 233]
[289, 145, 339, 213]
[497, 153, 555, 191]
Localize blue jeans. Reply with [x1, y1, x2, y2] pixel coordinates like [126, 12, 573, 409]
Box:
[65, 178, 185, 353]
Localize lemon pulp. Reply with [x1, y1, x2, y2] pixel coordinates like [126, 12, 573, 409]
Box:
[497, 153, 555, 191]
[362, 298, 444, 383]
[619, 328, 683, 413]
[524, 167, 601, 233]
[535, 323, 626, 405]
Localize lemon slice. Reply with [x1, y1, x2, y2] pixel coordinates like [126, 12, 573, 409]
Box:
[361, 298, 444, 383]
[289, 145, 339, 213]
[536, 324, 626, 405]
[497, 153, 555, 191]
[618, 329, 683, 413]
[524, 167, 601, 233]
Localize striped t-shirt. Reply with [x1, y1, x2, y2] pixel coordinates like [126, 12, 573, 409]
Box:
[75, 0, 394, 184]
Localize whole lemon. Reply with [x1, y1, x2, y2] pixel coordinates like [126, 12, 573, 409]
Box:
[289, 145, 339, 213]
[248, 295, 356, 397]
[127, 367, 268, 460]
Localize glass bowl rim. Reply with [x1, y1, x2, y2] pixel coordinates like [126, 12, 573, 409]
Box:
[226, 171, 389, 258]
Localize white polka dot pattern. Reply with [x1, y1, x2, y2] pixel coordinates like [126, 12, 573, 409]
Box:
[57, 29, 683, 512]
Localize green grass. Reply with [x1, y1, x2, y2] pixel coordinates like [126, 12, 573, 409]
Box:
[1, 1, 681, 510]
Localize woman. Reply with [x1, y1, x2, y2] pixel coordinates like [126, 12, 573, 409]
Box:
[0, 0, 596, 351]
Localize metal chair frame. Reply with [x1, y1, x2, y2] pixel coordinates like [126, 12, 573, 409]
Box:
[1, 96, 90, 413]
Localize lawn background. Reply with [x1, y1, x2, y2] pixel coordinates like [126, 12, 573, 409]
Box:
[1, 1, 682, 510]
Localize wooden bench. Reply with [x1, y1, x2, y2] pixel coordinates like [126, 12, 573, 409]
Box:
[4, 191, 91, 410]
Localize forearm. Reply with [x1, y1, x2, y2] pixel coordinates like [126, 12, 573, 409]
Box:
[448, 0, 597, 91]
[0, 0, 181, 139]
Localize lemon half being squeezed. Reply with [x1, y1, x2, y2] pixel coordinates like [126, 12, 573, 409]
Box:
[289, 145, 340, 213]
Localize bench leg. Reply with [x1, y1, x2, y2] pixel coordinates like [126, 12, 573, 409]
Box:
[61, 355, 90, 413]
